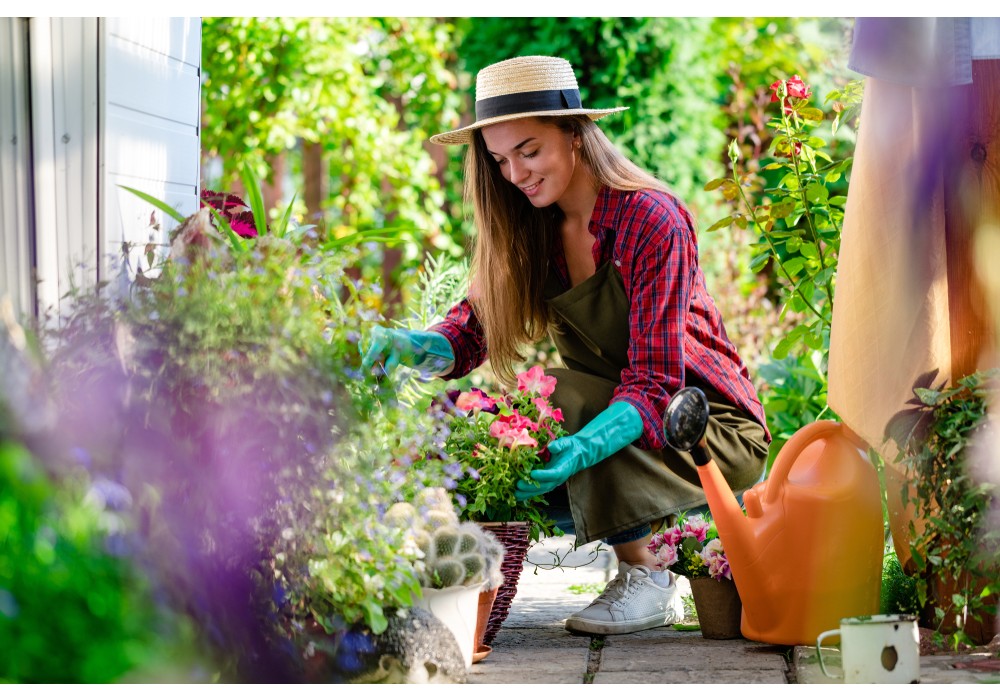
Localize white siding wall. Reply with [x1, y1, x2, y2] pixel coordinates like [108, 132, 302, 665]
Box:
[0, 18, 35, 322]
[29, 17, 101, 317]
[0, 17, 201, 321]
[101, 17, 202, 283]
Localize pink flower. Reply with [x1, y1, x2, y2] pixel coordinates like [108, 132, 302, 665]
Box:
[699, 538, 731, 580]
[655, 543, 679, 570]
[533, 397, 563, 423]
[647, 533, 679, 570]
[661, 525, 683, 547]
[489, 415, 538, 449]
[517, 366, 556, 398]
[681, 513, 710, 542]
[456, 388, 498, 413]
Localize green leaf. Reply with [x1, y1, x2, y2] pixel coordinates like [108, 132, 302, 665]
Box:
[706, 216, 734, 232]
[119, 186, 186, 224]
[804, 330, 824, 350]
[798, 107, 824, 122]
[750, 251, 771, 273]
[772, 332, 799, 360]
[274, 192, 298, 239]
[205, 205, 247, 253]
[782, 257, 804, 276]
[704, 178, 730, 192]
[913, 387, 942, 405]
[241, 162, 268, 238]
[805, 182, 829, 203]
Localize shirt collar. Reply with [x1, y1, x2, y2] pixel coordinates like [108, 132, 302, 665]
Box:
[588, 185, 627, 236]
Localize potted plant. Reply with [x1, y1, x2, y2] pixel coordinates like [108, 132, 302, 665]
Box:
[382, 487, 505, 668]
[648, 511, 742, 640]
[439, 366, 567, 644]
[885, 368, 1000, 648]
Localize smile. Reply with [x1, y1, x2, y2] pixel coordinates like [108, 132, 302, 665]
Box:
[520, 180, 542, 196]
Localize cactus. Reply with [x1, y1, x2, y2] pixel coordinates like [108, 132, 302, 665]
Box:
[468, 524, 505, 591]
[425, 524, 486, 588]
[385, 487, 506, 591]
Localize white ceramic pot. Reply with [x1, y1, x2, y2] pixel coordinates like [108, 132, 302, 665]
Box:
[413, 582, 484, 668]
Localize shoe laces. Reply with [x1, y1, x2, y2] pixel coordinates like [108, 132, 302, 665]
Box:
[595, 565, 652, 605]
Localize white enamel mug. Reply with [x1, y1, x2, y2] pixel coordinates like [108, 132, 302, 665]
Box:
[816, 614, 920, 683]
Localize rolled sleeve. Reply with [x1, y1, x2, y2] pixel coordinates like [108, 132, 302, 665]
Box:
[428, 299, 488, 380]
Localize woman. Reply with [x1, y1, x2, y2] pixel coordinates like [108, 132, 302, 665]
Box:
[361, 55, 769, 636]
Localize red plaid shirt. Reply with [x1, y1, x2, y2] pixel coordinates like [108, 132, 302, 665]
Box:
[431, 186, 769, 450]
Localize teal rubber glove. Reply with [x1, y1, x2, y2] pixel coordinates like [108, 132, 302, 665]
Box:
[515, 401, 644, 500]
[360, 327, 455, 377]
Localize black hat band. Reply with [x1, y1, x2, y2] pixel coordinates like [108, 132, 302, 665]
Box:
[475, 88, 583, 121]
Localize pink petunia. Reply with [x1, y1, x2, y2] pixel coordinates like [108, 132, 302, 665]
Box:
[533, 397, 564, 423]
[456, 388, 498, 413]
[490, 420, 538, 449]
[501, 411, 538, 434]
[517, 366, 556, 398]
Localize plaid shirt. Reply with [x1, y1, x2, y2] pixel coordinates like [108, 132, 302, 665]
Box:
[431, 186, 769, 450]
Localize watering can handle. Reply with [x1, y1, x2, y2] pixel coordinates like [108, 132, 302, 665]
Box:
[815, 629, 843, 679]
[763, 420, 841, 505]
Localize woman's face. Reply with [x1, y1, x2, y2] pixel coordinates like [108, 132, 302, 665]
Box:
[480, 118, 584, 209]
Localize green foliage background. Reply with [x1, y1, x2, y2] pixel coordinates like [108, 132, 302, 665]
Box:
[198, 16, 857, 447]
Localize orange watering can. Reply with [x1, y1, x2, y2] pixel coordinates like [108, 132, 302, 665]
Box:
[664, 387, 884, 646]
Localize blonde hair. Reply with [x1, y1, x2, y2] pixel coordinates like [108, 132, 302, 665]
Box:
[464, 115, 671, 385]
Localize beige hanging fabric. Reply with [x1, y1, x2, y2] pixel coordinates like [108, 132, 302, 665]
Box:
[829, 62, 1000, 570]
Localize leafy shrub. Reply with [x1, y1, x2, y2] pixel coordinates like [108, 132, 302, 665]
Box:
[879, 550, 921, 617]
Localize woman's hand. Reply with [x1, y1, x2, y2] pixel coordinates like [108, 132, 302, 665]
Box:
[515, 401, 643, 499]
[359, 327, 455, 377]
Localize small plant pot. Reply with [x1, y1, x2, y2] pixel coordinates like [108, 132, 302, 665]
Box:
[473, 587, 499, 663]
[413, 582, 484, 668]
[690, 576, 744, 640]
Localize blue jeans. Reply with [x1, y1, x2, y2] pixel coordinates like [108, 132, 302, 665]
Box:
[544, 488, 651, 546]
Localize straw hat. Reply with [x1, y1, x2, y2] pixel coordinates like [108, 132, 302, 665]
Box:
[430, 55, 628, 145]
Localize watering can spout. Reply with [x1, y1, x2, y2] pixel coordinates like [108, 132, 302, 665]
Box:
[663, 387, 757, 555]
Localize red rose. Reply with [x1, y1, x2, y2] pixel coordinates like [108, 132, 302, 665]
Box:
[769, 75, 812, 114]
[785, 75, 811, 100]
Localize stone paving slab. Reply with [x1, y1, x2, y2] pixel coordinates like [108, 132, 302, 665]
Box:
[462, 534, 1000, 686]
[794, 644, 1000, 685]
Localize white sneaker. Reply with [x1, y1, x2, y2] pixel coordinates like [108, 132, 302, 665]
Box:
[565, 562, 683, 635]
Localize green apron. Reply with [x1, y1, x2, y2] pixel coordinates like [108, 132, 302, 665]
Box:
[544, 259, 768, 546]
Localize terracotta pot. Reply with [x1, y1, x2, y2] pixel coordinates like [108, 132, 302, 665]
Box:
[473, 587, 499, 663]
[690, 576, 744, 640]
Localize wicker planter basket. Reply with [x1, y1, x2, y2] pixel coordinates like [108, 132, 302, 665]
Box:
[478, 522, 532, 646]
